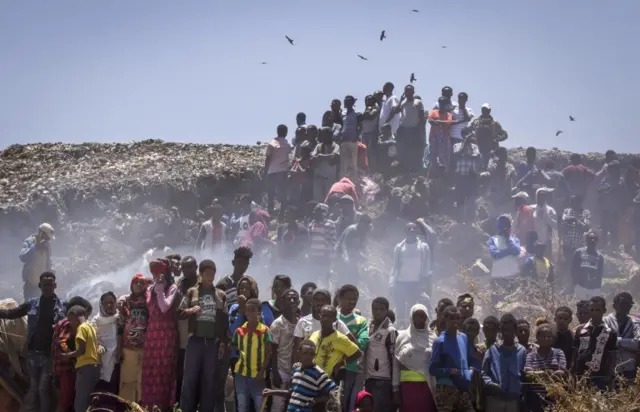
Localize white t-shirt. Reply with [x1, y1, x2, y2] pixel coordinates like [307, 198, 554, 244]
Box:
[266, 137, 292, 174]
[379, 95, 401, 134]
[450, 106, 474, 141]
[293, 314, 350, 340]
[396, 242, 423, 282]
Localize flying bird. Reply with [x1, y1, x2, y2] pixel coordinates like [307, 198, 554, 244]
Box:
[357, 54, 368, 61]
[285, 36, 294, 45]
[441, 45, 447, 49]
[556, 130, 564, 136]
[411, 9, 420, 13]
[380, 30, 386, 41]
[569, 116, 575, 121]
[410, 73, 417, 83]
[260, 62, 268, 65]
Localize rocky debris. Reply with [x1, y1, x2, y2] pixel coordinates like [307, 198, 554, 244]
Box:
[0, 141, 638, 300]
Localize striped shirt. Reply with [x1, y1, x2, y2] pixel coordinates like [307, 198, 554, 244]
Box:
[308, 221, 337, 258]
[232, 322, 273, 377]
[287, 365, 337, 412]
[216, 275, 239, 310]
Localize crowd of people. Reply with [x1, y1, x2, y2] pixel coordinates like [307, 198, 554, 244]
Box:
[5, 81, 640, 412]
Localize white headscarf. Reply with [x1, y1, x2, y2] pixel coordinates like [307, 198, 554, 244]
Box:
[91, 292, 119, 382]
[394, 304, 437, 378]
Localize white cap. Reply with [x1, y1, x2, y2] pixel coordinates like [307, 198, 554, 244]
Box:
[481, 103, 491, 110]
[38, 223, 55, 240]
[511, 191, 529, 200]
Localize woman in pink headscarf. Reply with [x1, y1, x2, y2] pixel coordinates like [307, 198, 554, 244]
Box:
[140, 259, 179, 411]
[240, 210, 275, 254]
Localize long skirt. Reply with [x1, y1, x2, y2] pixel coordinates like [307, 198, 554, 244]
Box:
[399, 382, 436, 412]
[141, 294, 178, 411]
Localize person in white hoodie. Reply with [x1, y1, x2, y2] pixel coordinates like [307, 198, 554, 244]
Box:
[488, 215, 524, 305]
[92, 291, 121, 394]
[389, 223, 431, 326]
[529, 187, 558, 257]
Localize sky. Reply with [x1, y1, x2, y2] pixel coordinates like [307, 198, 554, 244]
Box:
[1, 0, 639, 153]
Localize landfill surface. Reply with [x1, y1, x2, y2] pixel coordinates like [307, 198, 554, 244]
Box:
[0, 140, 637, 306]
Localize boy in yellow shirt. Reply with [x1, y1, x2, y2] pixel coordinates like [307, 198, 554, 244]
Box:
[310, 305, 362, 379]
[63, 305, 100, 412]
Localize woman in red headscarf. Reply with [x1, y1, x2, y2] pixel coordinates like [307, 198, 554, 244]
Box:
[140, 259, 179, 411]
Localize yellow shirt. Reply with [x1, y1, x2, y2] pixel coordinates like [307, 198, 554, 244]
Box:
[309, 330, 359, 377]
[75, 323, 99, 369]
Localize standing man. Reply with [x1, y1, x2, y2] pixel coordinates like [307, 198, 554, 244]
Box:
[340, 95, 361, 184]
[452, 134, 482, 223]
[603, 292, 640, 382]
[562, 154, 596, 200]
[217, 246, 254, 311]
[432, 86, 457, 110]
[20, 223, 54, 300]
[449, 92, 474, 146]
[379, 82, 401, 135]
[389, 223, 432, 325]
[310, 127, 340, 202]
[530, 188, 558, 257]
[178, 259, 229, 412]
[265, 124, 292, 215]
[0, 271, 67, 412]
[488, 216, 523, 304]
[361, 95, 380, 170]
[486, 147, 516, 224]
[397, 85, 426, 173]
[561, 195, 591, 289]
[196, 204, 228, 255]
[572, 231, 605, 300]
[468, 104, 508, 169]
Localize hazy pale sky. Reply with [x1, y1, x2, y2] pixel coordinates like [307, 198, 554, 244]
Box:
[1, 0, 638, 152]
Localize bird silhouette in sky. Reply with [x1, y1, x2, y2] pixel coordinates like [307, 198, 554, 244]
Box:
[380, 30, 386, 41]
[357, 54, 368, 61]
[410, 73, 416, 83]
[556, 130, 564, 136]
[441, 45, 447, 49]
[411, 9, 419, 13]
[260, 62, 268, 65]
[569, 116, 575, 121]
[285, 36, 294, 45]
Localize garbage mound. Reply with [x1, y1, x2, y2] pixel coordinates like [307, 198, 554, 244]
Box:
[0, 140, 636, 300]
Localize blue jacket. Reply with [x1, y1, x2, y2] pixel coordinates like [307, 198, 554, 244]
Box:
[429, 331, 472, 390]
[481, 343, 526, 400]
[0, 295, 67, 350]
[19, 234, 52, 283]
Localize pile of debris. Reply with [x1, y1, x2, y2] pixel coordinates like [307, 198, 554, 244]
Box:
[0, 140, 636, 299]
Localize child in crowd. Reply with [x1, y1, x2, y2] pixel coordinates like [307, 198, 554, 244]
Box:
[516, 318, 534, 352]
[63, 305, 100, 412]
[52, 297, 93, 412]
[462, 317, 484, 412]
[310, 305, 362, 380]
[336, 285, 369, 412]
[300, 282, 317, 317]
[264, 339, 337, 412]
[270, 289, 301, 412]
[575, 300, 591, 326]
[478, 315, 499, 356]
[481, 313, 526, 412]
[430, 306, 474, 412]
[353, 390, 375, 412]
[232, 298, 273, 412]
[364, 297, 397, 412]
[553, 306, 574, 368]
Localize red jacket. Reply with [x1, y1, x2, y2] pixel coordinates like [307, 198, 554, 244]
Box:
[325, 177, 359, 205]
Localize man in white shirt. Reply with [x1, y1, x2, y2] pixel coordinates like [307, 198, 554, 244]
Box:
[529, 187, 558, 257]
[450, 92, 474, 145]
[265, 124, 292, 214]
[397, 85, 426, 173]
[378, 82, 401, 134]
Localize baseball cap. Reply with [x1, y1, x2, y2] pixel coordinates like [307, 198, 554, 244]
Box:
[39, 223, 55, 240]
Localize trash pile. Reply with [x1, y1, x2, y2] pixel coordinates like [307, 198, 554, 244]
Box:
[0, 140, 636, 300]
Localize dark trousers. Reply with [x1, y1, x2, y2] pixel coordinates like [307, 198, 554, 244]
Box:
[74, 364, 100, 412]
[24, 352, 52, 412]
[397, 126, 423, 173]
[365, 378, 393, 412]
[176, 348, 185, 404]
[180, 336, 220, 412]
[214, 346, 231, 412]
[266, 172, 288, 214]
[454, 174, 477, 223]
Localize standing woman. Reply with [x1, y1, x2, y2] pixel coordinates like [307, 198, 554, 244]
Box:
[428, 97, 453, 176]
[141, 259, 179, 411]
[92, 292, 121, 394]
[392, 304, 437, 412]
